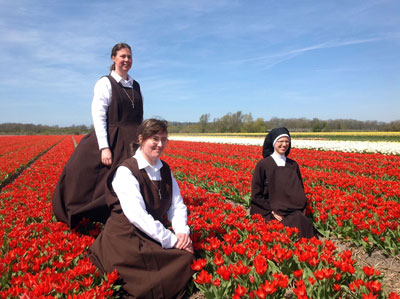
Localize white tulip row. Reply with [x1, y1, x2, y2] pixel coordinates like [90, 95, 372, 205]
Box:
[169, 136, 400, 155]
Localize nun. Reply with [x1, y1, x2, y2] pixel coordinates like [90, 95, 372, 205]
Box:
[88, 119, 194, 298]
[250, 127, 316, 239]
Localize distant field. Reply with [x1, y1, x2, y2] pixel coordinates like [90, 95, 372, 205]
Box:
[170, 132, 400, 142]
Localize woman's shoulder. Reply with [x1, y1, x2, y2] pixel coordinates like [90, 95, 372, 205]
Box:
[286, 157, 299, 168]
[119, 156, 138, 170]
[254, 156, 275, 172]
[258, 156, 275, 166]
[160, 159, 171, 170]
[94, 75, 112, 88]
[132, 79, 141, 90]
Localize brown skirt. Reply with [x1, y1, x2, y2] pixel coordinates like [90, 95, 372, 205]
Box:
[89, 212, 194, 299]
[265, 210, 315, 239]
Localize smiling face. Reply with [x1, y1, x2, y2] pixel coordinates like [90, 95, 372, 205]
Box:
[273, 136, 290, 155]
[112, 47, 132, 78]
[139, 131, 168, 165]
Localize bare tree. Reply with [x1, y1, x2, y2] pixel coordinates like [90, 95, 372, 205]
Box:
[199, 113, 210, 133]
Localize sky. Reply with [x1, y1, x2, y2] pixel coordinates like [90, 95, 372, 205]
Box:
[0, 0, 399, 126]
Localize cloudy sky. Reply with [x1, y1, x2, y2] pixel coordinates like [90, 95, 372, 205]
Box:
[1, 0, 399, 126]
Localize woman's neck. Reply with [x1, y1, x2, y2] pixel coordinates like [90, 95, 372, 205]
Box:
[146, 157, 157, 166]
[140, 149, 157, 166]
[272, 151, 285, 158]
[114, 69, 128, 80]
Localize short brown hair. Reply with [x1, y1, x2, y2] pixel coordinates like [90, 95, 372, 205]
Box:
[130, 119, 168, 154]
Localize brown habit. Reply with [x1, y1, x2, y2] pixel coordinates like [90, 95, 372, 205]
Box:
[52, 75, 143, 228]
[250, 156, 315, 238]
[89, 158, 194, 299]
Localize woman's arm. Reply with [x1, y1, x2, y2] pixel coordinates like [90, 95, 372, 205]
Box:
[167, 173, 193, 252]
[167, 173, 190, 235]
[251, 161, 272, 217]
[133, 80, 144, 124]
[112, 166, 178, 249]
[295, 161, 305, 189]
[294, 161, 307, 213]
[92, 77, 113, 166]
[92, 77, 112, 151]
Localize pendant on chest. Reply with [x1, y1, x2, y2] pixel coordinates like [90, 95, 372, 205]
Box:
[151, 180, 162, 200]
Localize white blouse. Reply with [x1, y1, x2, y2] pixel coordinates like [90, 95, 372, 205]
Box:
[271, 152, 287, 166]
[111, 149, 190, 249]
[91, 70, 135, 150]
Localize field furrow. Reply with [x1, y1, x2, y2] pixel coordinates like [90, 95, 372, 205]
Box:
[0, 135, 65, 184]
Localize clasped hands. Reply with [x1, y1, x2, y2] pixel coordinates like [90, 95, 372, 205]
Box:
[174, 233, 193, 253]
[271, 211, 283, 222]
[272, 209, 307, 222]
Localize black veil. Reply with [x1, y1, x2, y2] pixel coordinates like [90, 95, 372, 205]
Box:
[262, 127, 291, 158]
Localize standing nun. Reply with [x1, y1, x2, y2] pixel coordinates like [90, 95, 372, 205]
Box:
[52, 43, 143, 228]
[250, 127, 316, 239]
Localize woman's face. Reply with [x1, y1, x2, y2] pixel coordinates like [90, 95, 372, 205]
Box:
[140, 131, 168, 165]
[112, 47, 132, 76]
[273, 136, 290, 155]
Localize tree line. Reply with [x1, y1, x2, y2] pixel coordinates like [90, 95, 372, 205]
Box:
[1, 112, 399, 135]
[0, 123, 92, 135]
[168, 112, 400, 133]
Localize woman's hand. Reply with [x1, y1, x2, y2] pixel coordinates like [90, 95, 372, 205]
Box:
[101, 148, 113, 166]
[272, 211, 283, 222]
[174, 233, 194, 253]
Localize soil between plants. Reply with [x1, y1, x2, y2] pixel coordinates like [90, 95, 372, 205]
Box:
[327, 236, 400, 295]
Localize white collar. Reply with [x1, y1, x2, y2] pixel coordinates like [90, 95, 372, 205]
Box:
[271, 151, 286, 166]
[134, 149, 163, 171]
[111, 70, 134, 86]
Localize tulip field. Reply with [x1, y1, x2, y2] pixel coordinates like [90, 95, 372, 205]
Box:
[0, 135, 399, 298]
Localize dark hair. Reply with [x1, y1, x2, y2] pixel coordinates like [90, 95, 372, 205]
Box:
[130, 119, 168, 155]
[110, 43, 132, 71]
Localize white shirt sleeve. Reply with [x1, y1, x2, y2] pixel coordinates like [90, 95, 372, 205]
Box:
[168, 173, 190, 235]
[112, 166, 178, 249]
[91, 77, 112, 150]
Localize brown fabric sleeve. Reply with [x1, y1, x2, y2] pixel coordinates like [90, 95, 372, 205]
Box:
[133, 80, 143, 124]
[293, 160, 305, 190]
[250, 160, 272, 217]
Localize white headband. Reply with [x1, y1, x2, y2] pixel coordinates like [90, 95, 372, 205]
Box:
[273, 134, 290, 146]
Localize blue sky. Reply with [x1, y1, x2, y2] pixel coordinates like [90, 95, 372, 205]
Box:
[1, 0, 399, 126]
